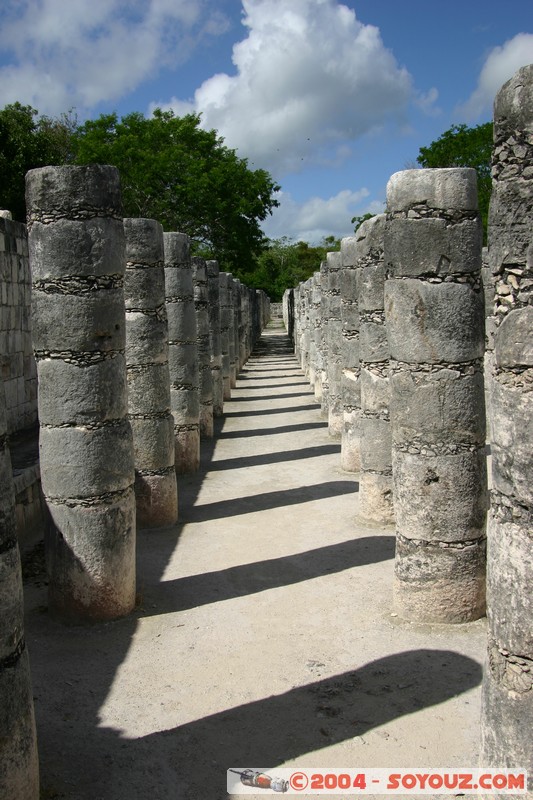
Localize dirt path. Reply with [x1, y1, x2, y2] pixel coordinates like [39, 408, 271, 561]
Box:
[24, 323, 487, 800]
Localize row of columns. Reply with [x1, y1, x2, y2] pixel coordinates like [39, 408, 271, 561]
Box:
[286, 63, 532, 790]
[1, 163, 269, 799]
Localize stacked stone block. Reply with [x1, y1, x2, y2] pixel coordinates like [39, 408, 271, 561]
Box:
[309, 272, 323, 402]
[0, 217, 37, 435]
[191, 257, 214, 437]
[480, 65, 533, 787]
[26, 165, 136, 622]
[358, 215, 394, 522]
[0, 376, 39, 798]
[123, 219, 178, 528]
[340, 235, 361, 472]
[226, 274, 238, 388]
[206, 260, 224, 417]
[385, 167, 487, 623]
[163, 233, 200, 473]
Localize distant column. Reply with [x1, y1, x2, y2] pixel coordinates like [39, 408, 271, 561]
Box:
[340, 235, 361, 472]
[226, 274, 238, 388]
[358, 215, 394, 522]
[26, 165, 136, 621]
[192, 257, 214, 437]
[163, 233, 200, 473]
[123, 218, 178, 528]
[480, 65, 533, 788]
[310, 271, 323, 402]
[0, 377, 39, 798]
[207, 260, 224, 417]
[219, 272, 232, 400]
[326, 252, 343, 437]
[385, 167, 486, 623]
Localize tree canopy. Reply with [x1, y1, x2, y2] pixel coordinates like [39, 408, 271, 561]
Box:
[0, 102, 72, 221]
[417, 122, 493, 239]
[71, 109, 279, 273]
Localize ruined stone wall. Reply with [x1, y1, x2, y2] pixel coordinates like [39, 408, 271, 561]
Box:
[0, 217, 37, 436]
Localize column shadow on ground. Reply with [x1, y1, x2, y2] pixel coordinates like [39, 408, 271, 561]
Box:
[206, 444, 340, 471]
[183, 480, 357, 523]
[223, 403, 320, 418]
[217, 421, 327, 439]
[141, 535, 395, 614]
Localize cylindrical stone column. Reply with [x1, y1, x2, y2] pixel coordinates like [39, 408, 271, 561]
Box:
[340, 236, 361, 472]
[358, 215, 394, 523]
[385, 167, 487, 623]
[0, 377, 39, 798]
[480, 65, 533, 789]
[226, 274, 238, 388]
[309, 272, 323, 402]
[326, 252, 343, 438]
[219, 272, 232, 400]
[26, 164, 136, 622]
[206, 260, 224, 417]
[123, 218, 178, 528]
[163, 233, 200, 474]
[191, 257, 214, 437]
[319, 261, 330, 419]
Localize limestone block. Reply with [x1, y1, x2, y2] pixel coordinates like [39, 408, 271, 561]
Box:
[129, 416, 174, 471]
[0, 652, 39, 800]
[360, 368, 390, 415]
[385, 217, 482, 277]
[0, 545, 23, 661]
[360, 417, 392, 473]
[487, 515, 533, 658]
[124, 314, 168, 364]
[25, 164, 123, 215]
[490, 376, 533, 506]
[135, 471, 178, 529]
[126, 364, 171, 415]
[29, 217, 125, 279]
[390, 368, 486, 447]
[358, 262, 387, 311]
[387, 168, 479, 213]
[39, 422, 135, 498]
[37, 357, 128, 425]
[494, 306, 533, 368]
[394, 536, 486, 623]
[32, 289, 126, 353]
[358, 471, 394, 524]
[359, 321, 388, 363]
[392, 449, 487, 542]
[385, 279, 485, 363]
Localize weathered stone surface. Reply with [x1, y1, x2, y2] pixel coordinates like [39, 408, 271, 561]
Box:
[25, 164, 123, 217]
[494, 306, 533, 367]
[387, 168, 479, 213]
[490, 376, 533, 506]
[28, 217, 125, 279]
[0, 652, 39, 800]
[129, 416, 174, 471]
[37, 356, 128, 425]
[486, 514, 533, 659]
[359, 321, 388, 364]
[134, 472, 179, 530]
[360, 368, 390, 415]
[394, 536, 486, 623]
[126, 364, 171, 415]
[46, 490, 136, 621]
[39, 422, 135, 499]
[390, 368, 486, 448]
[385, 279, 485, 364]
[358, 472, 394, 524]
[392, 449, 487, 543]
[385, 217, 482, 277]
[360, 417, 392, 473]
[123, 314, 168, 364]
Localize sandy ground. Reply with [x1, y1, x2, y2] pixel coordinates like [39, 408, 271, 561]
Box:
[22, 323, 489, 800]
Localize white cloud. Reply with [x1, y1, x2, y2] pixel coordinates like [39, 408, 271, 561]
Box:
[155, 0, 413, 175]
[262, 186, 384, 243]
[457, 33, 533, 121]
[0, 0, 228, 115]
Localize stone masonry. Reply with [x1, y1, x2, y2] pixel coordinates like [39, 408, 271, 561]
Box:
[385, 168, 487, 623]
[191, 257, 214, 437]
[123, 218, 178, 528]
[26, 165, 136, 622]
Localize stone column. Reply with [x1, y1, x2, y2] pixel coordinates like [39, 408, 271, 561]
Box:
[27, 165, 136, 622]
[309, 272, 323, 402]
[0, 378, 39, 798]
[226, 274, 238, 388]
[123, 218, 178, 528]
[385, 167, 486, 623]
[163, 233, 200, 473]
[340, 236, 361, 472]
[325, 252, 343, 437]
[319, 261, 330, 419]
[207, 260, 224, 417]
[191, 257, 214, 437]
[358, 215, 394, 522]
[480, 65, 533, 787]
[219, 272, 232, 400]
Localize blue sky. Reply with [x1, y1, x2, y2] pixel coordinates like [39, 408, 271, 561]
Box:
[1, 0, 533, 244]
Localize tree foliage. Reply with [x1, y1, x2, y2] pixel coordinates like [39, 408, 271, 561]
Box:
[71, 109, 280, 273]
[417, 122, 493, 239]
[0, 103, 73, 221]
[247, 236, 341, 301]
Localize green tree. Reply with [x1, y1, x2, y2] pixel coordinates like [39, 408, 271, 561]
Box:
[71, 109, 279, 273]
[351, 212, 375, 232]
[417, 122, 493, 239]
[0, 102, 71, 221]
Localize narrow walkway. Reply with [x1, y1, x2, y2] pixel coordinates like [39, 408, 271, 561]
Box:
[24, 324, 486, 800]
